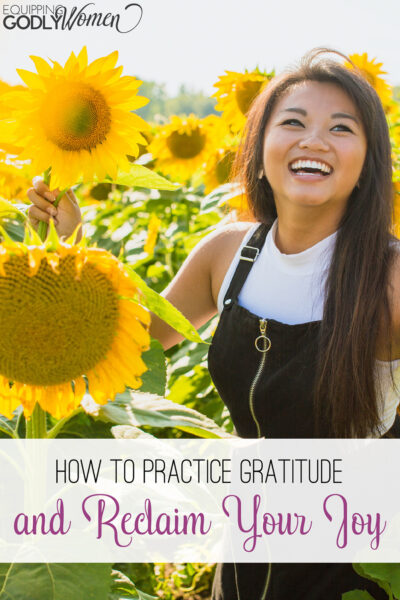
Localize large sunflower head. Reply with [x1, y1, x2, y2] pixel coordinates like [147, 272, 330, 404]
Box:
[345, 53, 392, 108]
[148, 114, 224, 183]
[212, 69, 273, 132]
[0, 222, 150, 419]
[0, 47, 150, 188]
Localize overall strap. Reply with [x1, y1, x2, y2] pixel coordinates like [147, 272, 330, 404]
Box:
[223, 222, 271, 309]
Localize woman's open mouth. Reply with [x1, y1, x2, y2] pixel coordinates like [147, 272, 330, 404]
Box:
[289, 159, 333, 180]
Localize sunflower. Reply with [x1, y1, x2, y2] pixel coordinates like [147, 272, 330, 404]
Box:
[0, 157, 32, 201]
[0, 79, 13, 121]
[0, 223, 150, 420]
[212, 69, 272, 132]
[203, 142, 238, 194]
[148, 114, 224, 183]
[345, 53, 392, 108]
[0, 47, 150, 188]
[0, 78, 25, 119]
[0, 80, 27, 152]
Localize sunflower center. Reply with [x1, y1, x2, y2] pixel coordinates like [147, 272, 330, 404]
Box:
[235, 80, 263, 115]
[166, 128, 206, 159]
[42, 83, 111, 151]
[216, 151, 235, 184]
[0, 254, 119, 385]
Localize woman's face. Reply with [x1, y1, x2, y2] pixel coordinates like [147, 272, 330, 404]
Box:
[262, 81, 367, 218]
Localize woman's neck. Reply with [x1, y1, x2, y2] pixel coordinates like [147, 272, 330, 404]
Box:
[274, 210, 342, 254]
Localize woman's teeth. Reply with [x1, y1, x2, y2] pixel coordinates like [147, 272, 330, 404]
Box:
[290, 160, 332, 175]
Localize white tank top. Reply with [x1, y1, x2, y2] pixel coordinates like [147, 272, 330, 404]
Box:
[217, 220, 400, 436]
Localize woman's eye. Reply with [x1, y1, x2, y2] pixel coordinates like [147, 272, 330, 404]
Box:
[331, 124, 352, 132]
[281, 118, 304, 127]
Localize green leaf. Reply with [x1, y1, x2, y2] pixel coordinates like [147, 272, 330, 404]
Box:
[109, 570, 157, 600]
[112, 564, 157, 597]
[0, 416, 17, 439]
[356, 564, 400, 599]
[352, 564, 392, 599]
[123, 266, 204, 344]
[111, 425, 155, 439]
[0, 563, 112, 600]
[2, 217, 25, 242]
[136, 591, 158, 600]
[109, 569, 137, 599]
[168, 364, 214, 405]
[51, 410, 114, 439]
[108, 165, 180, 191]
[200, 182, 243, 213]
[96, 391, 233, 439]
[0, 198, 27, 219]
[140, 338, 166, 396]
[342, 591, 376, 599]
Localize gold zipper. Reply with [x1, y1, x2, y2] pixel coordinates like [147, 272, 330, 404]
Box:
[249, 318, 271, 439]
[248, 319, 272, 600]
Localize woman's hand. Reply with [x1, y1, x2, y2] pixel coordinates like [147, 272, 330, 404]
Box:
[27, 177, 82, 242]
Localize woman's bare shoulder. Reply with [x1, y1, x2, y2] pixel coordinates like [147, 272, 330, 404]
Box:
[200, 220, 257, 252]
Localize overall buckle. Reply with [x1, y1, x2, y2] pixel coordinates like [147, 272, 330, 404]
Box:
[240, 245, 260, 263]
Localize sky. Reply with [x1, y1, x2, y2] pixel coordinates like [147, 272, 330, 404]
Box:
[0, 0, 399, 95]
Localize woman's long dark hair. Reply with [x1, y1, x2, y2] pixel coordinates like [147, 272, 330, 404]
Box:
[232, 48, 394, 437]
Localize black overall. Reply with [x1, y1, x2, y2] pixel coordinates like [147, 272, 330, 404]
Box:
[208, 223, 398, 600]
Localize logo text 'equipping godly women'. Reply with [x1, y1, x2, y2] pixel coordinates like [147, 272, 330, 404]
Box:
[1, 3, 143, 33]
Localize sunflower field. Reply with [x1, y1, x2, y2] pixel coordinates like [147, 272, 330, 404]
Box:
[0, 48, 398, 599]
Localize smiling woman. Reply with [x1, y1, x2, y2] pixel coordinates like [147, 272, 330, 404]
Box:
[203, 49, 398, 599]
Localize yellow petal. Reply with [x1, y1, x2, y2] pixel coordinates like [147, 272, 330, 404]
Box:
[76, 46, 88, 70]
[73, 376, 87, 403]
[27, 247, 45, 276]
[29, 55, 52, 77]
[16, 69, 46, 91]
[119, 298, 151, 327]
[45, 253, 60, 274]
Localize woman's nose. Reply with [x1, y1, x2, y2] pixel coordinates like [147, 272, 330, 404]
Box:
[298, 132, 329, 152]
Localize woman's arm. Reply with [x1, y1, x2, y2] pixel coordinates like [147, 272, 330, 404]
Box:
[150, 235, 218, 349]
[151, 222, 255, 349]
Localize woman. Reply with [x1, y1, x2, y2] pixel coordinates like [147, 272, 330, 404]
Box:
[28, 48, 399, 598]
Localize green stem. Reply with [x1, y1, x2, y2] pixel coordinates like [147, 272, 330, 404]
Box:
[37, 219, 48, 242]
[37, 168, 51, 240]
[46, 407, 83, 439]
[29, 172, 56, 438]
[26, 402, 47, 439]
[43, 167, 51, 185]
[37, 168, 67, 240]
